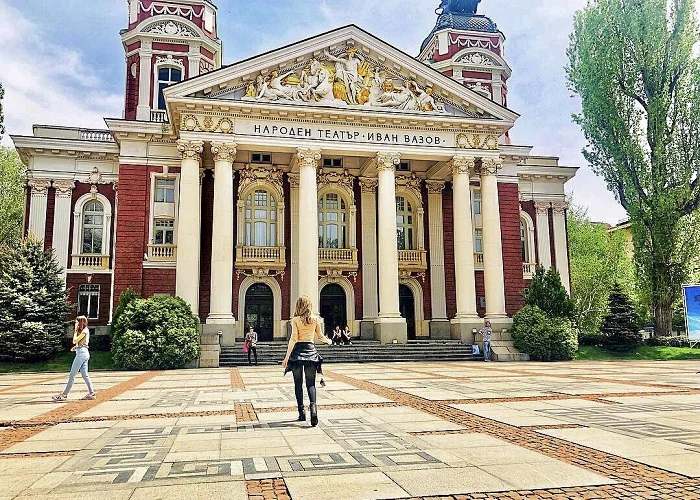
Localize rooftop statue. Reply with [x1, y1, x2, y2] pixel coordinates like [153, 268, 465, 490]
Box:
[436, 0, 481, 15]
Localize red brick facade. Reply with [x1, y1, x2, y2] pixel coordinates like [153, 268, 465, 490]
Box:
[66, 273, 113, 327]
[498, 183, 525, 315]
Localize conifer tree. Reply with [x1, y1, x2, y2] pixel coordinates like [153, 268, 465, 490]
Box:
[0, 239, 70, 361]
[601, 283, 642, 351]
[523, 266, 575, 320]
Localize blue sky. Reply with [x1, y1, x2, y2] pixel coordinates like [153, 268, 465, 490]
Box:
[0, 0, 628, 224]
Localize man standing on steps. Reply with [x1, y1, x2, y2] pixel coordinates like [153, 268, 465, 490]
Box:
[245, 326, 259, 366]
[479, 320, 493, 362]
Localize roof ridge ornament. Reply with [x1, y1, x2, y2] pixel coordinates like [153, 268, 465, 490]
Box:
[436, 0, 481, 15]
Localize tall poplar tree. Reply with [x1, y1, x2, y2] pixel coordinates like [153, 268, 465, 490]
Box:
[0, 82, 5, 140]
[567, 0, 700, 336]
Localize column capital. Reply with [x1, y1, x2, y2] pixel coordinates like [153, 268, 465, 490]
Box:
[376, 152, 401, 172]
[452, 156, 476, 175]
[426, 180, 446, 194]
[534, 201, 551, 215]
[551, 201, 569, 215]
[288, 172, 300, 189]
[27, 178, 52, 195]
[479, 157, 503, 176]
[359, 177, 379, 193]
[211, 142, 237, 163]
[177, 139, 204, 160]
[53, 179, 75, 198]
[296, 147, 322, 169]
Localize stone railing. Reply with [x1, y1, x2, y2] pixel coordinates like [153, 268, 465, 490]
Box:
[523, 262, 536, 279]
[236, 245, 286, 269]
[319, 247, 359, 271]
[148, 244, 177, 261]
[79, 129, 114, 142]
[71, 254, 109, 270]
[151, 110, 168, 123]
[398, 249, 427, 271]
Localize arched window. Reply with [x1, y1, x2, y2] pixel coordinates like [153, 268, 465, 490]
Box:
[520, 213, 536, 264]
[521, 220, 527, 262]
[396, 196, 414, 250]
[82, 200, 104, 254]
[156, 66, 182, 110]
[245, 189, 276, 246]
[318, 193, 347, 248]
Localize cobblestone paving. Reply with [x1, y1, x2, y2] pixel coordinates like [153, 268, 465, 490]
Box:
[0, 361, 698, 499]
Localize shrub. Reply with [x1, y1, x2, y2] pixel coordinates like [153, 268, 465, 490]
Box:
[578, 332, 607, 346]
[523, 267, 575, 319]
[512, 305, 578, 361]
[0, 239, 70, 361]
[646, 336, 695, 348]
[601, 284, 642, 351]
[111, 295, 200, 370]
[111, 287, 139, 338]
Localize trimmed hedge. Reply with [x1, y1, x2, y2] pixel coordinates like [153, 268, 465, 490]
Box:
[513, 305, 578, 361]
[111, 296, 200, 370]
[646, 336, 697, 348]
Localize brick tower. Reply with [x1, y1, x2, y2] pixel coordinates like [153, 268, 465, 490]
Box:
[121, 0, 222, 121]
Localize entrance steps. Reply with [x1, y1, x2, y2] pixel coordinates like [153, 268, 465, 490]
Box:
[219, 339, 483, 366]
[476, 330, 530, 362]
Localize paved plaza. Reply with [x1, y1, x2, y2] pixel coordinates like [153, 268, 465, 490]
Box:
[1, 361, 700, 499]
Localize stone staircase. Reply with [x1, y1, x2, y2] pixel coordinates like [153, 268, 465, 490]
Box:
[219, 339, 483, 367]
[477, 330, 530, 362]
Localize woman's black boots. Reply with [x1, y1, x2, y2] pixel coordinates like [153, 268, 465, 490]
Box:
[310, 403, 318, 427]
[297, 405, 306, 421]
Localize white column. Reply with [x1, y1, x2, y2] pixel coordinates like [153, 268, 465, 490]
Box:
[480, 157, 508, 319]
[452, 157, 480, 320]
[426, 180, 448, 322]
[534, 201, 552, 270]
[175, 140, 204, 315]
[360, 178, 379, 326]
[51, 180, 75, 284]
[188, 44, 202, 79]
[288, 173, 300, 317]
[295, 148, 321, 311]
[136, 41, 153, 121]
[552, 201, 571, 294]
[208, 142, 237, 324]
[27, 179, 51, 241]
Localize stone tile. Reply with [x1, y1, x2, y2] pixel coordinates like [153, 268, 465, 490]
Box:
[130, 480, 248, 500]
[634, 452, 700, 477]
[284, 471, 408, 500]
[487, 461, 616, 489]
[385, 466, 513, 496]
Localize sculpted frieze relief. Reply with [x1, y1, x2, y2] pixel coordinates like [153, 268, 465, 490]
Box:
[238, 165, 284, 198]
[144, 20, 196, 37]
[181, 114, 234, 134]
[241, 46, 451, 114]
[396, 172, 423, 201]
[456, 132, 499, 150]
[318, 168, 355, 200]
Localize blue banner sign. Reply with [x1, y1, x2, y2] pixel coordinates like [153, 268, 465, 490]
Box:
[682, 285, 700, 341]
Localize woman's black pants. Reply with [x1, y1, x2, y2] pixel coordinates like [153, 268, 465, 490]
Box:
[291, 364, 316, 409]
[247, 347, 258, 365]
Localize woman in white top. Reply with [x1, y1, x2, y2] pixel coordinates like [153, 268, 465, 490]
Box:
[282, 295, 332, 426]
[53, 316, 96, 401]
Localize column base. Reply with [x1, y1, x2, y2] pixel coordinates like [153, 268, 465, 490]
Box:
[199, 325, 222, 368]
[360, 320, 376, 340]
[374, 317, 407, 344]
[450, 317, 484, 345]
[429, 320, 451, 339]
[203, 321, 235, 348]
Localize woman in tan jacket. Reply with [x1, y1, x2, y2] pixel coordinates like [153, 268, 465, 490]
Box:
[282, 295, 332, 426]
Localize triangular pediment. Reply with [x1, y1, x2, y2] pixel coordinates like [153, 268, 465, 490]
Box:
[165, 25, 519, 124]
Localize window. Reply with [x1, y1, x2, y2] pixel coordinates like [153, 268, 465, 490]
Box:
[474, 228, 483, 253]
[396, 196, 414, 250]
[245, 189, 277, 246]
[318, 193, 347, 248]
[78, 284, 100, 320]
[473, 190, 482, 215]
[155, 219, 175, 245]
[156, 67, 182, 110]
[397, 161, 411, 172]
[251, 152, 272, 164]
[323, 158, 343, 168]
[82, 201, 104, 254]
[155, 178, 175, 203]
[521, 220, 527, 263]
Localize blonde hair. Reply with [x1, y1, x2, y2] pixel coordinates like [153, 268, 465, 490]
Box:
[294, 296, 314, 325]
[75, 316, 88, 334]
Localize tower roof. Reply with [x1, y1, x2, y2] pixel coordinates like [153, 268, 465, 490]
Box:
[420, 12, 499, 53]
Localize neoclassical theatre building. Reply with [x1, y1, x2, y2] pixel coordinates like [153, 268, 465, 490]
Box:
[12, 0, 576, 364]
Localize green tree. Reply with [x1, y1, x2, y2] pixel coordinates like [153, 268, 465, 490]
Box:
[601, 284, 642, 351]
[567, 0, 700, 337]
[522, 266, 575, 320]
[0, 82, 5, 140]
[0, 239, 70, 361]
[568, 205, 639, 334]
[0, 147, 27, 244]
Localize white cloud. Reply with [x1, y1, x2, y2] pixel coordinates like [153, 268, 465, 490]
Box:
[0, 0, 123, 146]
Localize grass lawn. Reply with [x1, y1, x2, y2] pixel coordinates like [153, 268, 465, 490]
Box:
[0, 351, 115, 373]
[576, 345, 700, 361]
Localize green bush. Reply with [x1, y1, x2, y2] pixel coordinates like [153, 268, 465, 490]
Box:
[578, 333, 607, 346]
[0, 239, 70, 361]
[646, 336, 695, 348]
[111, 296, 200, 370]
[111, 287, 139, 337]
[512, 305, 578, 361]
[601, 284, 642, 351]
[523, 267, 575, 319]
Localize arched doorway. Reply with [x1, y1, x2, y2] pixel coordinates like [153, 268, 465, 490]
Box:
[399, 284, 416, 340]
[244, 283, 274, 341]
[320, 284, 347, 335]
